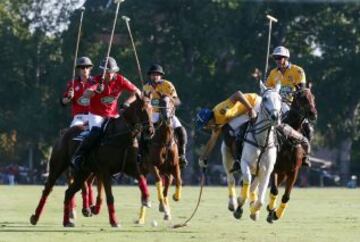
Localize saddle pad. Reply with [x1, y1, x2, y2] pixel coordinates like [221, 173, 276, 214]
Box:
[72, 130, 90, 142]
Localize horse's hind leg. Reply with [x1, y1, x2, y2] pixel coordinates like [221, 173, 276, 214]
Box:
[63, 171, 89, 227]
[221, 142, 237, 212]
[30, 159, 66, 225]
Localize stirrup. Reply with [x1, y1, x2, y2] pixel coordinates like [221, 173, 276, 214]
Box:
[71, 155, 83, 171]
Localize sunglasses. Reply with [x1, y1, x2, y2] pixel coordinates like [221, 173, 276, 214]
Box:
[274, 56, 286, 60]
[79, 66, 92, 70]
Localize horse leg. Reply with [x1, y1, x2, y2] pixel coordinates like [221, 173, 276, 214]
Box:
[221, 142, 237, 212]
[30, 163, 66, 225]
[233, 162, 251, 220]
[81, 179, 92, 217]
[87, 175, 95, 208]
[91, 178, 103, 215]
[102, 175, 119, 228]
[135, 175, 151, 225]
[63, 171, 89, 227]
[153, 166, 166, 213]
[249, 175, 259, 206]
[163, 175, 172, 220]
[250, 165, 273, 221]
[172, 162, 183, 202]
[267, 172, 278, 213]
[275, 170, 298, 221]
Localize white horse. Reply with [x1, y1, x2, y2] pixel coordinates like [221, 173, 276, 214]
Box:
[228, 82, 282, 221]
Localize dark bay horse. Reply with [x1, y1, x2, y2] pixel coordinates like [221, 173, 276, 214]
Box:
[30, 124, 97, 225]
[61, 93, 154, 227]
[137, 96, 182, 223]
[267, 87, 317, 223]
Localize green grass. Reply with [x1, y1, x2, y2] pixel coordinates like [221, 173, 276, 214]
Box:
[0, 185, 359, 242]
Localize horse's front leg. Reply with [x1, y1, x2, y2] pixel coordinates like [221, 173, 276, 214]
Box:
[91, 177, 103, 215]
[250, 151, 277, 221]
[221, 142, 237, 212]
[172, 150, 183, 202]
[233, 159, 252, 220]
[151, 162, 166, 213]
[274, 169, 299, 221]
[102, 174, 119, 228]
[163, 175, 172, 220]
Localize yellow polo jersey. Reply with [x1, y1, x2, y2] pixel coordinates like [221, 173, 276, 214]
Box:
[212, 93, 259, 125]
[265, 64, 306, 99]
[143, 80, 178, 111]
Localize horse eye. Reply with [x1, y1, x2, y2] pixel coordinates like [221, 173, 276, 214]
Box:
[263, 96, 268, 102]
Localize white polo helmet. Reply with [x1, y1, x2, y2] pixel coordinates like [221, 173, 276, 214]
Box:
[272, 46, 290, 58]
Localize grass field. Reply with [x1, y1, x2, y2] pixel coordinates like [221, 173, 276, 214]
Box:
[0, 185, 359, 242]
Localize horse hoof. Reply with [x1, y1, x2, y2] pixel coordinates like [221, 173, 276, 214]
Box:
[228, 204, 235, 212]
[267, 212, 274, 224]
[135, 219, 145, 225]
[233, 206, 243, 220]
[142, 198, 152, 208]
[90, 205, 100, 215]
[164, 214, 171, 221]
[111, 223, 120, 228]
[250, 212, 259, 221]
[63, 222, 75, 227]
[30, 214, 38, 225]
[82, 208, 92, 217]
[159, 203, 165, 213]
[172, 194, 180, 202]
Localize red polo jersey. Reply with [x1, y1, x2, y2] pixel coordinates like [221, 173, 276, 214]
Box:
[63, 77, 95, 116]
[88, 74, 137, 117]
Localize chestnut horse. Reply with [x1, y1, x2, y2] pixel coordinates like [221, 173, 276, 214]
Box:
[267, 87, 317, 223]
[137, 96, 182, 224]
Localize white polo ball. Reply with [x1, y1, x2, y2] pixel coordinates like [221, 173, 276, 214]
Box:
[151, 220, 158, 227]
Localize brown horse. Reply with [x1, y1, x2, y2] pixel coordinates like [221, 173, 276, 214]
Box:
[61, 93, 154, 227]
[137, 96, 182, 224]
[30, 124, 98, 226]
[267, 87, 317, 223]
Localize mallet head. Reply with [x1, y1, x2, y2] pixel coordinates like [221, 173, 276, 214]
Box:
[114, 0, 125, 3]
[266, 15, 278, 23]
[79, 6, 85, 12]
[121, 16, 131, 22]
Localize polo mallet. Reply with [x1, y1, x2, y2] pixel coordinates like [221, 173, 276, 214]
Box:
[263, 14, 278, 81]
[71, 7, 85, 88]
[122, 16, 144, 86]
[173, 168, 206, 229]
[101, 0, 125, 83]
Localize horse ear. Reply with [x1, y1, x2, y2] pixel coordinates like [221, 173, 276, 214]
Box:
[259, 80, 267, 94]
[274, 81, 281, 93]
[135, 91, 141, 100]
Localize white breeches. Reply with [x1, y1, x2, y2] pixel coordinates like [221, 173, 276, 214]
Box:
[70, 114, 89, 127]
[88, 113, 106, 130]
[151, 113, 182, 128]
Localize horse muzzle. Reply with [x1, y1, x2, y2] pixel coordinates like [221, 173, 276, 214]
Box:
[269, 111, 281, 125]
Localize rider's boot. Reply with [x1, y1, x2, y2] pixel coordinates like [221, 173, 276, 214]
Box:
[174, 126, 188, 169]
[71, 127, 102, 171]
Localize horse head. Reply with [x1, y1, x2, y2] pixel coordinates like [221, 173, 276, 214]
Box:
[123, 92, 154, 139]
[157, 94, 175, 125]
[291, 88, 317, 122]
[259, 81, 282, 126]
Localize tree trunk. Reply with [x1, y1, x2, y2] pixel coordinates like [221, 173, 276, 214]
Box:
[338, 137, 352, 185]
